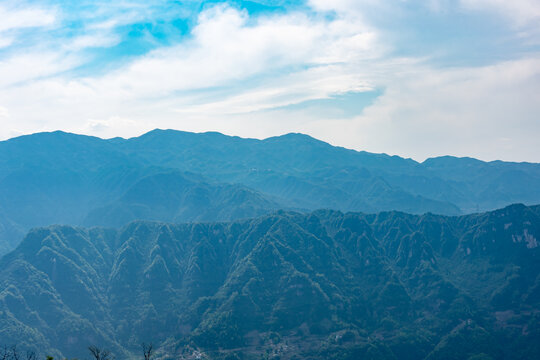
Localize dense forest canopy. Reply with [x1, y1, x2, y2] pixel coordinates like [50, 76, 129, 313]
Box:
[0, 204, 538, 359]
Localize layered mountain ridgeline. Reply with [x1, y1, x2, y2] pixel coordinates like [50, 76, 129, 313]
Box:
[1, 129, 540, 255]
[83, 172, 284, 228]
[0, 204, 538, 359]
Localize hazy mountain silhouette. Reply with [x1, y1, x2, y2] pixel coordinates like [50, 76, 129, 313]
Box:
[0, 129, 539, 255]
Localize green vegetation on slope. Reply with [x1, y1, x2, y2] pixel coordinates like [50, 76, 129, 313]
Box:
[0, 204, 538, 359]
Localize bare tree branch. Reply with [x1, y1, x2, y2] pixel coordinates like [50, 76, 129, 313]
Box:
[141, 343, 153, 360]
[0, 346, 9, 360]
[88, 346, 112, 360]
[10, 346, 20, 360]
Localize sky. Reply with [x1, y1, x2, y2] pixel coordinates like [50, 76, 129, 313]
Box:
[0, 0, 539, 162]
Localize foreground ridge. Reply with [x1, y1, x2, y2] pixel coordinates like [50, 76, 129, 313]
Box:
[0, 204, 539, 359]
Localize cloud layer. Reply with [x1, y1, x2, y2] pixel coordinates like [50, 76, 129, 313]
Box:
[0, 0, 538, 162]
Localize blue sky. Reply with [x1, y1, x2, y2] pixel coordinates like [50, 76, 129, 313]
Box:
[0, 0, 539, 161]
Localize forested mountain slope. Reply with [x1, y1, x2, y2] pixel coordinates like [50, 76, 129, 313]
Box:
[0, 204, 538, 359]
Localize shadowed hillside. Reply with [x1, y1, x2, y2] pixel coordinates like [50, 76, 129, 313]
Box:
[1, 130, 539, 255]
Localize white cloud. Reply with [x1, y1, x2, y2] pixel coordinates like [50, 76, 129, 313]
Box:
[309, 0, 540, 27]
[301, 57, 540, 162]
[172, 64, 374, 116]
[0, 3, 379, 139]
[0, 36, 14, 48]
[92, 4, 377, 98]
[307, 0, 372, 14]
[0, 4, 57, 33]
[165, 56, 540, 163]
[0, 3, 57, 51]
[0, 2, 538, 164]
[0, 52, 80, 88]
[460, 0, 540, 26]
[0, 106, 9, 118]
[83, 116, 151, 136]
[64, 32, 122, 51]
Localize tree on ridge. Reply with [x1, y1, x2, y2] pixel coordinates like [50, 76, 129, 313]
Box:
[142, 343, 153, 360]
[88, 346, 112, 360]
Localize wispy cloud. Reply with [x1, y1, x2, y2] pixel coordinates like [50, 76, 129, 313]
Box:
[0, 4, 57, 32]
[0, 2, 57, 53]
[305, 57, 540, 162]
[0, 0, 538, 162]
[0, 52, 80, 88]
[460, 0, 540, 26]
[95, 4, 377, 97]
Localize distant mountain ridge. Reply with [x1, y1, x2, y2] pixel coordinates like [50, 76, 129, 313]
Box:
[0, 204, 538, 359]
[83, 171, 283, 227]
[0, 129, 539, 255]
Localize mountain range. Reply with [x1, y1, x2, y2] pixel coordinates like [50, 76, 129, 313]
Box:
[1, 129, 539, 255]
[0, 204, 538, 359]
